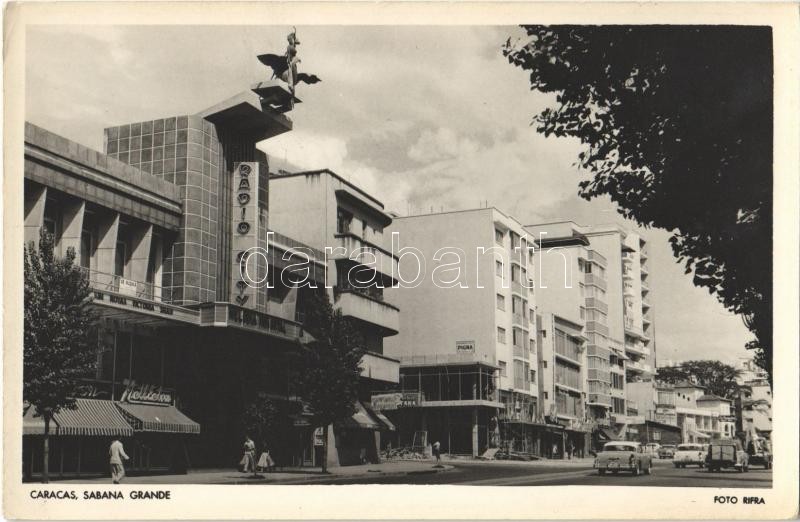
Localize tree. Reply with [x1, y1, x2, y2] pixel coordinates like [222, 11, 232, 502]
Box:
[656, 360, 743, 399]
[503, 26, 772, 382]
[295, 291, 365, 473]
[24, 229, 97, 483]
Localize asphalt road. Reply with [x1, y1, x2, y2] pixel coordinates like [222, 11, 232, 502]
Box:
[307, 459, 773, 487]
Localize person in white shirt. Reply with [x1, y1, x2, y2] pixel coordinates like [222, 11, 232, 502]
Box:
[109, 438, 130, 484]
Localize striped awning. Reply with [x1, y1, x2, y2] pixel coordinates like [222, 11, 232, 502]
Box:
[115, 403, 200, 434]
[23, 399, 134, 437]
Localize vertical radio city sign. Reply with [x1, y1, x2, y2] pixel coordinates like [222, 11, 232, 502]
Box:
[231, 162, 262, 308]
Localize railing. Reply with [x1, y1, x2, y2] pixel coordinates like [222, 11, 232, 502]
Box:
[267, 229, 325, 261]
[585, 320, 609, 337]
[332, 233, 399, 280]
[586, 249, 607, 267]
[399, 353, 497, 367]
[588, 393, 613, 407]
[587, 369, 611, 383]
[584, 297, 608, 314]
[584, 273, 607, 290]
[80, 268, 162, 302]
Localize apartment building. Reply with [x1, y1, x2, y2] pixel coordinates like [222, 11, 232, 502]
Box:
[381, 208, 539, 457]
[268, 169, 401, 465]
[526, 222, 613, 455]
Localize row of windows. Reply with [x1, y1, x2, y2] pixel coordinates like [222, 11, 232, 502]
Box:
[497, 360, 537, 384]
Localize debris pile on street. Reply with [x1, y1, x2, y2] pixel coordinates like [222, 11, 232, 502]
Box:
[380, 447, 427, 461]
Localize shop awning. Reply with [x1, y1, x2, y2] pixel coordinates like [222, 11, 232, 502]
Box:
[689, 428, 711, 440]
[336, 401, 382, 430]
[23, 399, 134, 437]
[115, 403, 200, 434]
[598, 428, 622, 441]
[364, 404, 396, 431]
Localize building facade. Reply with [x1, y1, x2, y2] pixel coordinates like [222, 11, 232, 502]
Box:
[22, 85, 393, 478]
[381, 208, 539, 457]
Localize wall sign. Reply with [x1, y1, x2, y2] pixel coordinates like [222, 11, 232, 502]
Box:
[231, 162, 262, 309]
[120, 379, 173, 406]
[456, 340, 475, 353]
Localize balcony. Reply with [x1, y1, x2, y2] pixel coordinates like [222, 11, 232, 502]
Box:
[587, 368, 611, 383]
[586, 249, 607, 267]
[642, 298, 651, 310]
[584, 273, 607, 291]
[626, 359, 653, 375]
[588, 393, 613, 407]
[360, 351, 400, 384]
[624, 341, 649, 358]
[587, 344, 611, 359]
[585, 320, 609, 337]
[584, 297, 608, 314]
[640, 263, 649, 276]
[334, 290, 400, 335]
[624, 317, 644, 338]
[643, 313, 652, 325]
[332, 232, 399, 283]
[626, 401, 639, 416]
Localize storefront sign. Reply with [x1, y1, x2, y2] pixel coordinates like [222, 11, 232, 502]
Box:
[118, 278, 138, 297]
[119, 379, 173, 406]
[314, 427, 325, 446]
[456, 340, 475, 353]
[74, 380, 113, 400]
[371, 392, 421, 411]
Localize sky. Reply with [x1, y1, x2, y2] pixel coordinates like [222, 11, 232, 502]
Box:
[25, 25, 754, 365]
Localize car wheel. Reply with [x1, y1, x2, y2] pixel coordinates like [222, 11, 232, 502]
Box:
[766, 461, 771, 470]
[744, 465, 749, 473]
[708, 466, 716, 473]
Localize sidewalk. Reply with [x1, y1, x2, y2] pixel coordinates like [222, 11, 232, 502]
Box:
[54, 460, 454, 485]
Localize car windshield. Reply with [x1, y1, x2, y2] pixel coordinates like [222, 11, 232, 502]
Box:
[662, 445, 676, 449]
[604, 444, 636, 452]
[678, 444, 703, 451]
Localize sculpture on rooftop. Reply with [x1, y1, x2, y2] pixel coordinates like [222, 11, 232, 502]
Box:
[256, 27, 321, 112]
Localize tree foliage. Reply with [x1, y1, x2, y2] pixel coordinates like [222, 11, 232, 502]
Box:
[656, 360, 743, 399]
[24, 229, 97, 482]
[295, 291, 366, 472]
[503, 26, 772, 382]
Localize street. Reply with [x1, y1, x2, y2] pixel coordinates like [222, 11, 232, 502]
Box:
[304, 459, 773, 487]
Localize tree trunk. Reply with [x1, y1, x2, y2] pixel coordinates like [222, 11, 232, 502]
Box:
[321, 425, 328, 474]
[42, 414, 50, 484]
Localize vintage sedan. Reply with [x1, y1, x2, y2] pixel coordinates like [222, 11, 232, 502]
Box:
[673, 443, 707, 468]
[594, 442, 653, 476]
[658, 444, 677, 459]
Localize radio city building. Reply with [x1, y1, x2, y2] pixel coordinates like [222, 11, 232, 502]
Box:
[22, 84, 392, 477]
[382, 208, 542, 457]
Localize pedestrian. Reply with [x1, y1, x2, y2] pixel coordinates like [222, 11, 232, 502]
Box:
[432, 441, 441, 463]
[552, 442, 558, 459]
[241, 435, 256, 473]
[568, 441, 575, 460]
[257, 448, 275, 472]
[109, 438, 129, 484]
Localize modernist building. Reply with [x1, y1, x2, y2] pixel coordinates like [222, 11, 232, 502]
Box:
[21, 84, 390, 477]
[735, 358, 772, 440]
[268, 169, 401, 466]
[381, 208, 541, 457]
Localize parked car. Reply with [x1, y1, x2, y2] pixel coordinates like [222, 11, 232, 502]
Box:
[658, 445, 677, 459]
[673, 443, 707, 468]
[706, 439, 749, 472]
[746, 438, 772, 469]
[643, 443, 661, 457]
[594, 441, 653, 476]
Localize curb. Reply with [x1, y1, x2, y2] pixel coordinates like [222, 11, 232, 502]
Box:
[214, 465, 455, 485]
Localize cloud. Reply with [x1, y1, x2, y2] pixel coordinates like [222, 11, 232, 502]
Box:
[407, 127, 481, 163]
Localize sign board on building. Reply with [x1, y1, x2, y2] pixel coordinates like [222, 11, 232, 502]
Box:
[231, 162, 263, 310]
[314, 427, 325, 446]
[371, 392, 422, 411]
[119, 379, 174, 406]
[118, 278, 138, 297]
[456, 340, 475, 353]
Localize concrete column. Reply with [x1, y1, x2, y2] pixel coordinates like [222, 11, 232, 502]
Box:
[373, 431, 381, 464]
[472, 407, 479, 458]
[129, 223, 153, 283]
[325, 424, 340, 468]
[24, 185, 47, 246]
[95, 212, 120, 288]
[58, 199, 85, 260]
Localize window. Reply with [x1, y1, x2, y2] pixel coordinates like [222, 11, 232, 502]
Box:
[529, 339, 535, 353]
[495, 228, 504, 245]
[114, 241, 126, 277]
[542, 360, 547, 369]
[497, 327, 506, 344]
[495, 260, 503, 277]
[337, 208, 353, 234]
[579, 283, 585, 297]
[579, 307, 585, 320]
[544, 391, 548, 400]
[530, 369, 536, 383]
[499, 360, 507, 376]
[496, 294, 505, 311]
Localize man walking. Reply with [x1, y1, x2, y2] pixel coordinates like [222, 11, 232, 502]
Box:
[109, 438, 130, 484]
